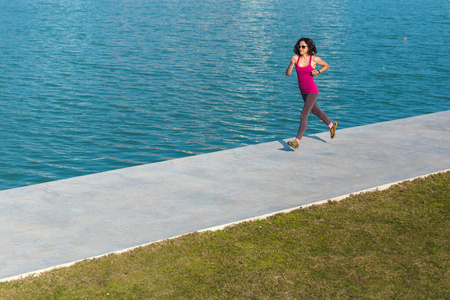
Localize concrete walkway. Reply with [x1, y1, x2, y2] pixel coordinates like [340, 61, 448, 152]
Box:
[1, 111, 449, 281]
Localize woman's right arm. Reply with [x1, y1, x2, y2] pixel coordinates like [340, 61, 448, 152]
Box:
[285, 55, 298, 77]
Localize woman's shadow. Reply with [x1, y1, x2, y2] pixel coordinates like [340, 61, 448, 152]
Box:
[278, 135, 327, 151]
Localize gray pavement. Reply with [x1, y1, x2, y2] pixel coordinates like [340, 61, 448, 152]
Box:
[1, 111, 449, 281]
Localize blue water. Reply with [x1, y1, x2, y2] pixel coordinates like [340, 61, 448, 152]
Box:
[1, 0, 449, 191]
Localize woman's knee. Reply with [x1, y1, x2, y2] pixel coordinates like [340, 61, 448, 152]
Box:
[300, 111, 310, 120]
[311, 107, 323, 116]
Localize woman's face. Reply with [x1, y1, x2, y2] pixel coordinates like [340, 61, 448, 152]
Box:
[299, 41, 308, 55]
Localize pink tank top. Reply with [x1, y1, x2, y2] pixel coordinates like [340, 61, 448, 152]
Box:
[295, 55, 319, 94]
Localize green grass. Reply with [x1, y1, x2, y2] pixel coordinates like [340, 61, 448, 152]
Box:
[1, 172, 449, 299]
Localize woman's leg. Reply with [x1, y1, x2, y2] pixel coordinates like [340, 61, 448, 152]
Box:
[296, 93, 319, 140]
[311, 102, 332, 126]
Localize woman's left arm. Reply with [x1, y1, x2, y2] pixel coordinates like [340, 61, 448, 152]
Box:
[311, 56, 329, 76]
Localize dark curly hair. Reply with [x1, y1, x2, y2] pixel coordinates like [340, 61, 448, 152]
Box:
[293, 37, 317, 56]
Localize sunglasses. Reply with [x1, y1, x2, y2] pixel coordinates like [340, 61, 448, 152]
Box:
[298, 45, 307, 49]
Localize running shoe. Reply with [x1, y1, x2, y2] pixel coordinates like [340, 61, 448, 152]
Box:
[329, 121, 337, 139]
[287, 139, 299, 149]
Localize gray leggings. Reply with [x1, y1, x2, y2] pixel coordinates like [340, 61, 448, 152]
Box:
[296, 93, 331, 140]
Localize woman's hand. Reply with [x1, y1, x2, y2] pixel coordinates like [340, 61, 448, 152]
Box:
[290, 55, 298, 65]
[311, 69, 320, 76]
[286, 55, 298, 77]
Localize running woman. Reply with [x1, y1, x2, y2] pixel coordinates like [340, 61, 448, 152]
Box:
[285, 37, 337, 149]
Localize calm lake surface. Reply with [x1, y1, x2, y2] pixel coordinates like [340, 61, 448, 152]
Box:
[0, 0, 449, 191]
